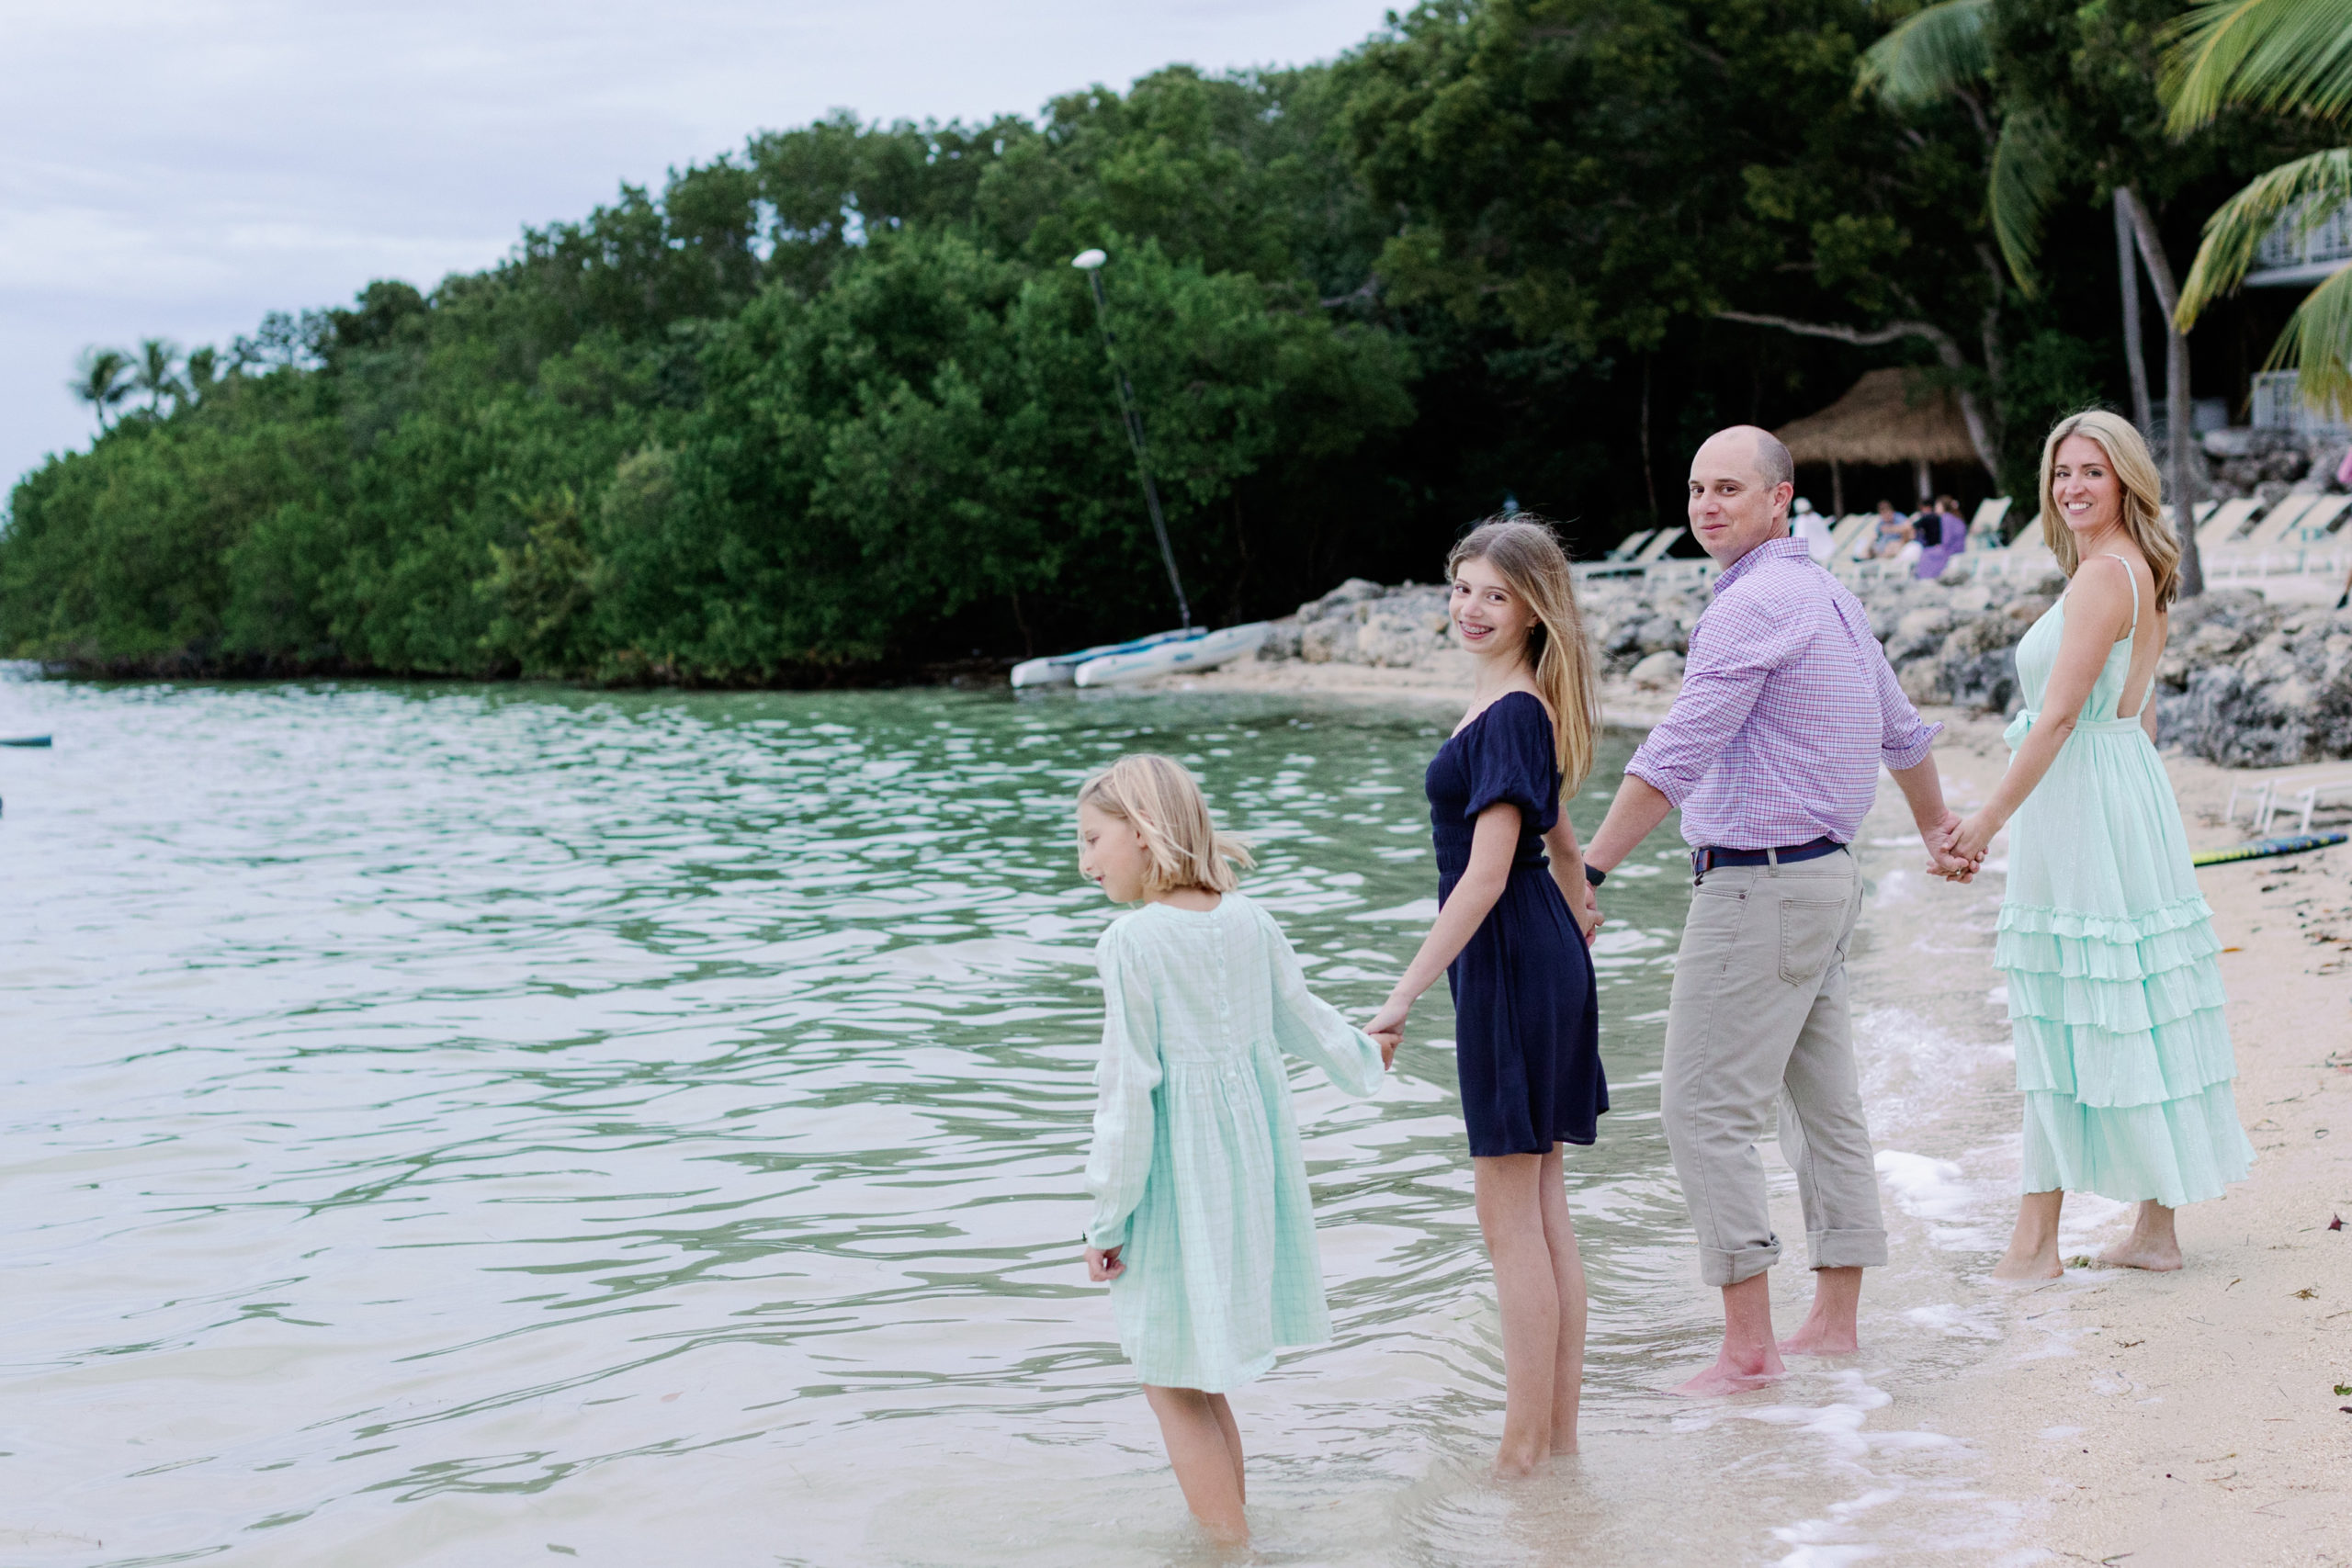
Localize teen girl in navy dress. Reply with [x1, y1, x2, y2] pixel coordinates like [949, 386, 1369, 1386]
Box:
[1368, 516, 1605, 1476]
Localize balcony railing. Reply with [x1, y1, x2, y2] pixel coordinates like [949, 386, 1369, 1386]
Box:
[2250, 370, 2352, 437]
[2249, 201, 2352, 287]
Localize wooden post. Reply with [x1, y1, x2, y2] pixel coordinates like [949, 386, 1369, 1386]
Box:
[1831, 457, 1844, 518]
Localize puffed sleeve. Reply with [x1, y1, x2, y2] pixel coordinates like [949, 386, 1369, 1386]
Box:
[1258, 906, 1385, 1100]
[1082, 920, 1162, 1250]
[1461, 694, 1560, 833]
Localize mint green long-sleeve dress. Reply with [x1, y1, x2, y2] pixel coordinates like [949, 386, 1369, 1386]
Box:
[1083, 894, 1386, 1393]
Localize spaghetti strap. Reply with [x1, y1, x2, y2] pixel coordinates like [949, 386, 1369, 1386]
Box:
[2106, 553, 2139, 635]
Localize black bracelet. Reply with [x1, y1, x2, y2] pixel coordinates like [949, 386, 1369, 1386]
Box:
[1583, 863, 1607, 886]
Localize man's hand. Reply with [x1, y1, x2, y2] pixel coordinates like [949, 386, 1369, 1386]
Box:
[1572, 884, 1602, 944]
[1923, 810, 1980, 882]
[1085, 1244, 1125, 1282]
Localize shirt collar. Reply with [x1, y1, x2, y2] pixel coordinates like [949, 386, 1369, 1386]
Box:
[1713, 535, 1813, 594]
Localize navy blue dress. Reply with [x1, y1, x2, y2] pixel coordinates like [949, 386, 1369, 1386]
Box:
[1425, 692, 1607, 1156]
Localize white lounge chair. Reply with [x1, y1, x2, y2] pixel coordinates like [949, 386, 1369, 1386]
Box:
[1966, 496, 2013, 547]
[1832, 513, 1879, 559]
[1605, 528, 1657, 561]
[2196, 497, 2264, 550]
[2287, 494, 2351, 542]
[1634, 527, 1684, 563]
[2241, 492, 2322, 547]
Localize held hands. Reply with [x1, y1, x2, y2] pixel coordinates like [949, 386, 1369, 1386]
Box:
[1923, 810, 1984, 883]
[1365, 995, 1411, 1067]
[1572, 884, 1603, 945]
[1085, 1244, 1125, 1282]
[1945, 810, 1997, 874]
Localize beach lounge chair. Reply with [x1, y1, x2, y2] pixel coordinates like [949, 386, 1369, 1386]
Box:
[2241, 492, 2322, 547]
[1634, 527, 1684, 563]
[1966, 496, 2013, 547]
[2196, 496, 2264, 550]
[1605, 528, 1657, 561]
[2287, 494, 2351, 541]
[1829, 513, 1878, 559]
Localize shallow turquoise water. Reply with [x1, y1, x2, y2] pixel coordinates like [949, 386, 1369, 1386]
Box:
[0, 675, 2023, 1566]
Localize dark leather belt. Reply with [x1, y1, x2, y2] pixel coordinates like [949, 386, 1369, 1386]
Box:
[1690, 835, 1846, 883]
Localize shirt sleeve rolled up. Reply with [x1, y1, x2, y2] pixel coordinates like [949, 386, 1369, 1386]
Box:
[1623, 591, 1797, 807]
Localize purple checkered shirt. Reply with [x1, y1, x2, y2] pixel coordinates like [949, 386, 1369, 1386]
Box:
[1625, 536, 1940, 851]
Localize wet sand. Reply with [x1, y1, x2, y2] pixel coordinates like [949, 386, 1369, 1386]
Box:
[1163, 659, 2351, 1563]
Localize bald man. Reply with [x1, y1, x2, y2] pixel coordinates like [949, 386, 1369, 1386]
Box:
[1584, 425, 1974, 1395]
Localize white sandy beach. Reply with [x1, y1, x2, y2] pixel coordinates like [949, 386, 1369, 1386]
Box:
[1158, 657, 2351, 1564]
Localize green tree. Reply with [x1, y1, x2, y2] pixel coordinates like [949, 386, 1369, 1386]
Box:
[130, 337, 184, 417]
[2167, 0, 2352, 415]
[69, 347, 134, 429]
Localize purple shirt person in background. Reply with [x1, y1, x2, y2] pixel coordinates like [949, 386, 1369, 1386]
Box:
[1915, 495, 1967, 580]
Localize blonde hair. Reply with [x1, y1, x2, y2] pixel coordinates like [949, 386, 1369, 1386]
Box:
[1446, 516, 1601, 793]
[1075, 754, 1254, 894]
[2035, 410, 2181, 607]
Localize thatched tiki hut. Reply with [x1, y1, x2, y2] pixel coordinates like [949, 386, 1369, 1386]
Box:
[1774, 368, 1984, 516]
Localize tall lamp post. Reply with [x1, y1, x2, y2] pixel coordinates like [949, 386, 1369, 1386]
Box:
[1072, 248, 1191, 631]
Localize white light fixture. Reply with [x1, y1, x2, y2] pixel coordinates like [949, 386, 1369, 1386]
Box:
[1070, 249, 1107, 270]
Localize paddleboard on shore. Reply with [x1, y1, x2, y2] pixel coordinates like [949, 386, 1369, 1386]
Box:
[1010, 628, 1204, 689]
[2190, 831, 2347, 868]
[1073, 622, 1270, 687]
[1, 735, 51, 748]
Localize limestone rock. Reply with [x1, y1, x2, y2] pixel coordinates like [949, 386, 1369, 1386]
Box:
[1629, 649, 1686, 689]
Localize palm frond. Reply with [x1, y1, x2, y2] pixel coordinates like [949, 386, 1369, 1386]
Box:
[1857, 0, 1994, 107]
[2177, 147, 2352, 323]
[1988, 113, 2062, 293]
[2267, 260, 2352, 414]
[2164, 0, 2352, 133]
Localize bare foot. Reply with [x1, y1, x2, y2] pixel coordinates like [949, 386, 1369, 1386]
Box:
[2096, 1237, 2181, 1271]
[1491, 1440, 1548, 1479]
[1990, 1245, 2064, 1281]
[1672, 1347, 1784, 1396]
[1778, 1319, 1859, 1357]
[1548, 1429, 1579, 1457]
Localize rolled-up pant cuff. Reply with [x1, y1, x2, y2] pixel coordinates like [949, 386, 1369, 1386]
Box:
[1701, 1239, 1781, 1288]
[1807, 1227, 1887, 1270]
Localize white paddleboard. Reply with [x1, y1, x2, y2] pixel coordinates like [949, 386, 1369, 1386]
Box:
[1072, 623, 1270, 687]
[1010, 627, 1203, 688]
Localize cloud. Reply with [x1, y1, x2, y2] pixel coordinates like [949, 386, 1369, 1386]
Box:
[3, 0, 1390, 489]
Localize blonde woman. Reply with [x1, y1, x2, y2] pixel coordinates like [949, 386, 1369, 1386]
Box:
[1949, 412, 2253, 1280]
[1367, 515, 1604, 1476]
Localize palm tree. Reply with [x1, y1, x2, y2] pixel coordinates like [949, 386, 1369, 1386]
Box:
[183, 345, 220, 408]
[130, 336, 184, 417]
[2167, 0, 2352, 418]
[70, 347, 135, 430]
[1860, 1, 2207, 593]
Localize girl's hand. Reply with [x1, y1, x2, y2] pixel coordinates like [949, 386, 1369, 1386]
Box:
[1365, 995, 1411, 1043]
[1946, 811, 1996, 874]
[1085, 1244, 1124, 1282]
[1573, 885, 1602, 944]
[1368, 1030, 1401, 1070]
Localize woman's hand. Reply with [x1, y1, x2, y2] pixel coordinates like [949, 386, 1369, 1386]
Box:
[1947, 811, 1997, 872]
[1085, 1244, 1125, 1282]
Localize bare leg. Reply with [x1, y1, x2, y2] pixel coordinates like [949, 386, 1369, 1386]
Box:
[2098, 1200, 2182, 1271]
[1475, 1152, 1561, 1476]
[1204, 1393, 1244, 1504]
[1993, 1190, 2064, 1281]
[1673, 1271, 1785, 1395]
[1142, 1385, 1247, 1544]
[1534, 1145, 1587, 1454]
[1778, 1265, 1861, 1356]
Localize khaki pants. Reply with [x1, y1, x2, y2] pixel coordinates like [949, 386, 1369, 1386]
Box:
[1661, 853, 1887, 1287]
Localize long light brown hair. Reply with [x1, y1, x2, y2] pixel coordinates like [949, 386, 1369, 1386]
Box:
[1446, 516, 1601, 794]
[1076, 753, 1254, 894]
[2035, 410, 2182, 607]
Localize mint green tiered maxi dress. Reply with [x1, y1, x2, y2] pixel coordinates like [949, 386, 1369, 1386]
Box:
[1995, 558, 2254, 1206]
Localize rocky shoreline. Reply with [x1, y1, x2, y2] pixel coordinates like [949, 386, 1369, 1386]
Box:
[1256, 557, 2352, 766]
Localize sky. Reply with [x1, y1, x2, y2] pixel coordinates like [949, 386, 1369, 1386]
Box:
[1, 0, 1397, 492]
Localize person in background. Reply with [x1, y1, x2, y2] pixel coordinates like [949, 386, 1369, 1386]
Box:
[1915, 494, 1968, 580]
[1864, 499, 1912, 560]
[1790, 497, 1836, 563]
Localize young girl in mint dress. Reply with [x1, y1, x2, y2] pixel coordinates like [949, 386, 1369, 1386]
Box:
[1075, 754, 1391, 1546]
[1950, 411, 2253, 1280]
